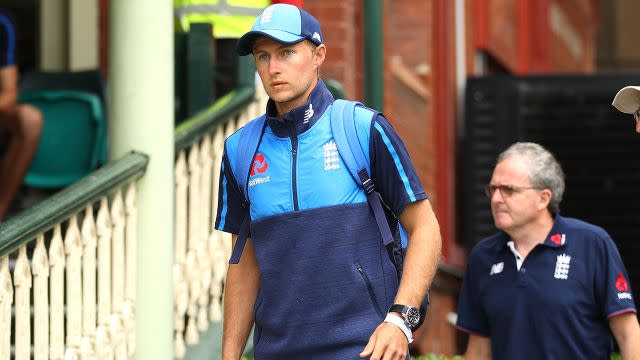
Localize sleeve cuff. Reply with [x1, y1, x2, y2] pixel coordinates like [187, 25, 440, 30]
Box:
[607, 308, 637, 319]
[455, 324, 490, 337]
[214, 223, 240, 235]
[394, 192, 428, 217]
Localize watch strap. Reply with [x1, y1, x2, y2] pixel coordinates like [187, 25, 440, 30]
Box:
[388, 303, 420, 330]
[389, 304, 411, 314]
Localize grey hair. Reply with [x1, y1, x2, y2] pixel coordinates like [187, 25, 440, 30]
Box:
[497, 142, 565, 213]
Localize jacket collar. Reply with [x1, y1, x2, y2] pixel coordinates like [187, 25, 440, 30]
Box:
[265, 79, 334, 138]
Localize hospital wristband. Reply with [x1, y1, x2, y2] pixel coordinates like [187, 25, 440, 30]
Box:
[384, 313, 413, 343]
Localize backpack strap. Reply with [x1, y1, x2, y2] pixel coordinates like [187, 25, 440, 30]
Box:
[234, 115, 267, 200]
[330, 99, 394, 246]
[229, 115, 267, 264]
[333, 100, 429, 327]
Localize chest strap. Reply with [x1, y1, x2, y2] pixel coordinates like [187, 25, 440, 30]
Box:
[330, 99, 394, 246]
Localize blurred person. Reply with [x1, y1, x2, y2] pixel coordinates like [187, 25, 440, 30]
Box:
[215, 4, 441, 359]
[174, 1, 303, 97]
[456, 142, 640, 360]
[0, 10, 43, 220]
[174, 0, 269, 97]
[612, 86, 640, 133]
[271, 0, 303, 5]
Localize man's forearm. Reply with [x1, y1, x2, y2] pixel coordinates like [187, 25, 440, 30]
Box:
[395, 201, 442, 307]
[465, 335, 492, 360]
[619, 325, 640, 360]
[610, 312, 640, 360]
[620, 342, 640, 360]
[221, 238, 261, 360]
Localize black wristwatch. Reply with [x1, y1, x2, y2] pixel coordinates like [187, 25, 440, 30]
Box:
[388, 304, 421, 331]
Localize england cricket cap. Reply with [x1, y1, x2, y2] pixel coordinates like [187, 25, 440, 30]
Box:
[236, 4, 323, 56]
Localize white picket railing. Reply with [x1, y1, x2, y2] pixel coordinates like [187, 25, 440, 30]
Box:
[0, 184, 139, 360]
[173, 82, 267, 358]
[0, 152, 147, 360]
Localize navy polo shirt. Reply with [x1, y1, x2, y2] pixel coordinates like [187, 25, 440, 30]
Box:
[456, 215, 637, 360]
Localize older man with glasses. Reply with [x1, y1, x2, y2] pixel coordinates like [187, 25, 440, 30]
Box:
[455, 142, 640, 360]
[612, 86, 640, 133]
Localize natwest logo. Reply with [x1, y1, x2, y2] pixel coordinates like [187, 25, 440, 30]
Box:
[250, 153, 269, 176]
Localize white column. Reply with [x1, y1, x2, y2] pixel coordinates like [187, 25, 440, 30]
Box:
[455, 0, 467, 135]
[39, 0, 67, 71]
[108, 0, 174, 358]
[68, 0, 99, 70]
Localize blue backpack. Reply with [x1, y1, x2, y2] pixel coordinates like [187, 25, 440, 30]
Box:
[228, 99, 396, 264]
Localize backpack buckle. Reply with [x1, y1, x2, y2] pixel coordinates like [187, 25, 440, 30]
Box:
[362, 178, 375, 194]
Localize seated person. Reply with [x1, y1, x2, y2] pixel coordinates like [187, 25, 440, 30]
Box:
[0, 10, 43, 220]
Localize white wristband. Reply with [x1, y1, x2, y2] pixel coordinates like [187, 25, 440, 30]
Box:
[384, 313, 413, 343]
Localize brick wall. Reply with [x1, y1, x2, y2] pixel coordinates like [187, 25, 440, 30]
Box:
[475, 0, 598, 73]
[385, 0, 436, 201]
[305, 0, 361, 99]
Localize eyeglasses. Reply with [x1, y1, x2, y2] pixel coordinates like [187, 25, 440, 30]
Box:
[485, 184, 542, 198]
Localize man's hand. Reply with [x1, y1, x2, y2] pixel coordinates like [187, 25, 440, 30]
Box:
[359, 322, 409, 360]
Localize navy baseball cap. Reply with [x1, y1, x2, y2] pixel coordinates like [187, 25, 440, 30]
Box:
[236, 4, 323, 56]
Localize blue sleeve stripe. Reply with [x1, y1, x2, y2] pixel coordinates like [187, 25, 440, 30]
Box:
[218, 162, 228, 230]
[0, 14, 16, 65]
[373, 122, 416, 202]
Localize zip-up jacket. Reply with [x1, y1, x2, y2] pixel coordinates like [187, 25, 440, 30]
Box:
[215, 80, 427, 359]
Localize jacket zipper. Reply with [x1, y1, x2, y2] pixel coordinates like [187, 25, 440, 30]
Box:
[291, 134, 299, 211]
[357, 264, 384, 317]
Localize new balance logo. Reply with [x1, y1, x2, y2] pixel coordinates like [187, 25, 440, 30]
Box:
[554, 253, 571, 280]
[323, 140, 340, 171]
[618, 292, 632, 300]
[260, 8, 273, 24]
[490, 262, 504, 276]
[303, 104, 314, 123]
[312, 32, 321, 42]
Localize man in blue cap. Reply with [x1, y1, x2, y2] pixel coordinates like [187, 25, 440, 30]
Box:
[215, 3, 442, 359]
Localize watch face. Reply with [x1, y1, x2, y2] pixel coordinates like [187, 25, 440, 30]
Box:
[406, 308, 420, 326]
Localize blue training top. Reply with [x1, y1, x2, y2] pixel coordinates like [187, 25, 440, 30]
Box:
[215, 80, 427, 359]
[456, 215, 637, 360]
